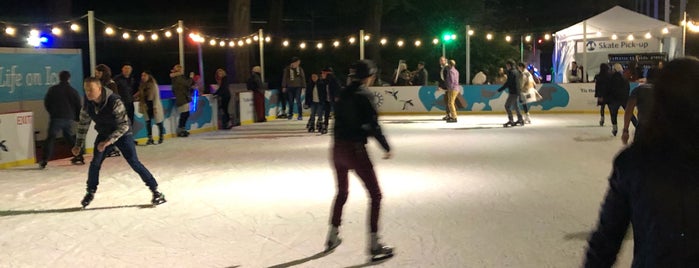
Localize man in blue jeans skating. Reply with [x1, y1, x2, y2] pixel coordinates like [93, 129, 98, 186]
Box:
[73, 77, 166, 208]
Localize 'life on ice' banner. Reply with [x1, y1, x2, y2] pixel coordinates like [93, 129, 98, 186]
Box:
[0, 48, 83, 103]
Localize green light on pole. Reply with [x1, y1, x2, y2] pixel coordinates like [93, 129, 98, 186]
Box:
[441, 32, 456, 57]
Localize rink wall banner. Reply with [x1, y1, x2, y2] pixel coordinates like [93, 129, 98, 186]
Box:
[239, 91, 255, 125]
[367, 83, 625, 114]
[0, 48, 83, 103]
[0, 111, 35, 169]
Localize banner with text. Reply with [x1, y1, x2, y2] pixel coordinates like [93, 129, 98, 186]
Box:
[0, 48, 83, 103]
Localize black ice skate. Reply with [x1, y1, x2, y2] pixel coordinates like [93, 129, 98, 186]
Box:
[81, 190, 95, 208]
[503, 121, 515, 128]
[320, 124, 329, 135]
[70, 155, 85, 165]
[514, 120, 525, 126]
[105, 148, 121, 157]
[151, 191, 167, 205]
[369, 243, 394, 262]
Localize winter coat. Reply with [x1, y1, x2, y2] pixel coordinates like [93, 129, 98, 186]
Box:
[325, 73, 342, 103]
[246, 72, 265, 94]
[608, 72, 630, 105]
[585, 141, 699, 267]
[75, 88, 130, 147]
[171, 73, 193, 107]
[282, 66, 306, 89]
[214, 75, 231, 99]
[497, 68, 521, 94]
[113, 74, 138, 103]
[44, 81, 82, 121]
[138, 80, 164, 123]
[333, 81, 390, 152]
[594, 73, 611, 101]
[304, 79, 327, 106]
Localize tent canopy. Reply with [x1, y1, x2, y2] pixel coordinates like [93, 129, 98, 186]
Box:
[556, 6, 681, 41]
[553, 6, 682, 83]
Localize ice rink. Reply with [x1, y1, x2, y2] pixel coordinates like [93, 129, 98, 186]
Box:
[0, 114, 635, 267]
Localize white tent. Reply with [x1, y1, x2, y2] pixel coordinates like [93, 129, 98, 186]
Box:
[553, 6, 682, 83]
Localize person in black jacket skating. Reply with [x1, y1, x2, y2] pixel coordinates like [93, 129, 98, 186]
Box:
[325, 60, 393, 261]
[497, 60, 524, 127]
[607, 63, 638, 136]
[594, 63, 611, 126]
[320, 67, 341, 134]
[40, 71, 83, 168]
[303, 73, 326, 132]
[584, 57, 699, 267]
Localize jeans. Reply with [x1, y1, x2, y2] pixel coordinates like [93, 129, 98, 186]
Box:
[219, 97, 231, 128]
[42, 118, 77, 163]
[87, 133, 158, 191]
[330, 141, 382, 233]
[287, 87, 302, 118]
[505, 93, 523, 122]
[308, 102, 324, 125]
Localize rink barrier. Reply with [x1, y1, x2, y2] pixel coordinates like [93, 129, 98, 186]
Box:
[0, 111, 36, 169]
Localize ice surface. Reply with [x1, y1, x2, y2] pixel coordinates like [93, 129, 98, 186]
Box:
[0, 114, 633, 267]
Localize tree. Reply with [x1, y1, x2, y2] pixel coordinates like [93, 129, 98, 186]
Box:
[228, 0, 252, 83]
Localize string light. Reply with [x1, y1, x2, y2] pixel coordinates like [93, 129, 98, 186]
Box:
[627, 34, 634, 41]
[644, 32, 652, 39]
[611, 34, 618, 40]
[4, 27, 16, 36]
[105, 27, 115, 35]
[253, 35, 259, 41]
[245, 38, 252, 44]
[164, 31, 172, 38]
[364, 35, 370, 41]
[662, 27, 669, 34]
[380, 38, 388, 45]
[150, 33, 158, 40]
[468, 30, 474, 36]
[238, 40, 244, 46]
[432, 38, 439, 44]
[229, 41, 235, 47]
[505, 35, 512, 42]
[137, 34, 145, 41]
[524, 35, 531, 42]
[122, 32, 131, 39]
[316, 42, 323, 49]
[219, 41, 225, 47]
[51, 27, 62, 36]
[333, 40, 340, 47]
[486, 33, 493, 40]
[397, 40, 404, 47]
[545, 33, 551, 40]
[70, 23, 80, 32]
[176, 27, 183, 33]
[414, 40, 421, 47]
[299, 42, 306, 49]
[209, 39, 216, 46]
[282, 40, 289, 47]
[349, 37, 356, 44]
[265, 36, 271, 42]
[596, 32, 602, 37]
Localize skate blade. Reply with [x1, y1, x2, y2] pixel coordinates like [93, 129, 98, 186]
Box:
[324, 238, 342, 252]
[152, 199, 167, 206]
[370, 252, 394, 262]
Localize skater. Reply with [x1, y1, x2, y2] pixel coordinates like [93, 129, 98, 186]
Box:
[136, 71, 166, 145]
[517, 63, 534, 124]
[444, 59, 459, 123]
[95, 64, 122, 157]
[213, 68, 232, 129]
[497, 60, 524, 127]
[304, 73, 325, 132]
[594, 63, 612, 126]
[113, 62, 138, 127]
[170, 64, 194, 137]
[247, 66, 267, 122]
[608, 63, 637, 136]
[437, 56, 450, 120]
[320, 67, 341, 134]
[73, 77, 165, 208]
[621, 68, 657, 145]
[584, 57, 699, 267]
[281, 57, 306, 120]
[326, 59, 394, 261]
[39, 70, 83, 168]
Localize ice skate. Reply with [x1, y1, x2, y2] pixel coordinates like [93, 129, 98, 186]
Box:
[320, 124, 329, 135]
[158, 135, 164, 144]
[524, 113, 531, 124]
[146, 136, 155, 145]
[446, 117, 457, 123]
[514, 120, 525, 126]
[105, 148, 121, 157]
[39, 161, 47, 169]
[70, 155, 85, 165]
[81, 190, 95, 208]
[368, 234, 394, 262]
[503, 121, 515, 128]
[599, 117, 605, 126]
[324, 226, 342, 252]
[151, 191, 167, 205]
[612, 124, 618, 136]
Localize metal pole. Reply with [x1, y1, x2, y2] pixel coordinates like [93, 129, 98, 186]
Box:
[466, 25, 471, 85]
[442, 43, 445, 58]
[197, 43, 204, 89]
[682, 12, 687, 56]
[259, 29, 265, 82]
[664, 0, 670, 22]
[583, 20, 588, 82]
[519, 36, 524, 63]
[88, 11, 96, 76]
[359, 29, 365, 60]
[178, 20, 185, 70]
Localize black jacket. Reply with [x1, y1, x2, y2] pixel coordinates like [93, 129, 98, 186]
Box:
[304, 79, 327, 106]
[333, 81, 390, 152]
[113, 74, 137, 103]
[325, 73, 342, 103]
[497, 68, 521, 94]
[44, 81, 82, 121]
[585, 142, 699, 267]
[214, 75, 231, 99]
[608, 72, 630, 105]
[594, 73, 611, 100]
[246, 72, 265, 94]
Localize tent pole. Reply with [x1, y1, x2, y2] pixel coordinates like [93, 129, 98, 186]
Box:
[582, 20, 587, 82]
